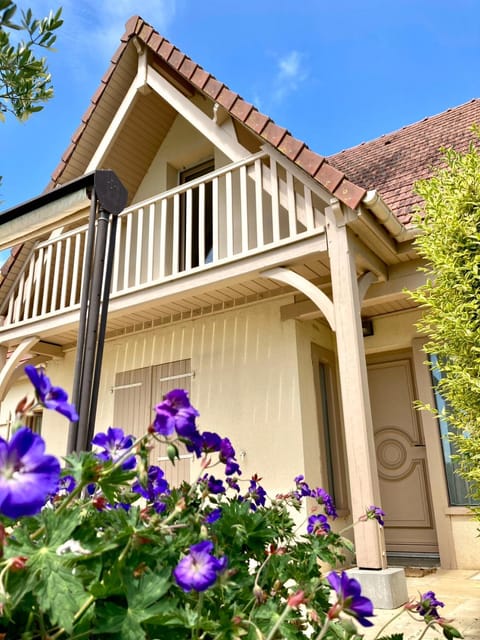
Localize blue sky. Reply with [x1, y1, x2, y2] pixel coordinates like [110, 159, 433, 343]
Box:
[1, 0, 479, 214]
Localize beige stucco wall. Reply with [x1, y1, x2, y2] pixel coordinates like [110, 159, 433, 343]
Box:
[1, 298, 314, 498]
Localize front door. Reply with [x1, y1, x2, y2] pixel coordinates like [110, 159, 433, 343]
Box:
[367, 353, 438, 553]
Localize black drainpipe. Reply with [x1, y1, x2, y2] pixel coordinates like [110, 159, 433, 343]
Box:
[67, 170, 127, 453]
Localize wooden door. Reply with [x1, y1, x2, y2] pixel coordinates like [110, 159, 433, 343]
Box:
[367, 355, 438, 553]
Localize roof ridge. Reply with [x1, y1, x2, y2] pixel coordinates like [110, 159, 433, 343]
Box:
[48, 15, 367, 211]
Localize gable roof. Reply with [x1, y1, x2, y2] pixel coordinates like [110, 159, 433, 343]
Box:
[48, 15, 367, 212]
[329, 99, 480, 226]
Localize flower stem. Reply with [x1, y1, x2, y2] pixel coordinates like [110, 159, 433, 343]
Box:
[314, 615, 331, 640]
[416, 618, 440, 640]
[265, 604, 291, 640]
[373, 607, 406, 639]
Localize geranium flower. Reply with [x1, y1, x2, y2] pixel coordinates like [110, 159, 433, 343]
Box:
[153, 389, 199, 437]
[415, 590, 445, 618]
[204, 475, 225, 494]
[24, 365, 79, 421]
[173, 540, 227, 592]
[307, 513, 331, 535]
[244, 478, 267, 510]
[313, 487, 338, 519]
[91, 427, 136, 470]
[204, 507, 222, 524]
[327, 571, 375, 627]
[366, 505, 385, 527]
[132, 465, 170, 513]
[0, 427, 61, 518]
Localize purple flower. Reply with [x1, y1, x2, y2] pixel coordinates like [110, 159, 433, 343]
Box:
[313, 487, 338, 519]
[225, 458, 241, 476]
[205, 475, 225, 494]
[0, 427, 61, 518]
[92, 427, 136, 470]
[366, 505, 385, 527]
[201, 432, 222, 452]
[307, 513, 331, 535]
[132, 465, 170, 510]
[204, 508, 222, 524]
[415, 591, 445, 619]
[55, 474, 76, 496]
[294, 475, 312, 497]
[153, 389, 199, 437]
[173, 540, 227, 592]
[219, 438, 235, 461]
[327, 571, 374, 627]
[24, 365, 79, 421]
[245, 479, 267, 510]
[226, 477, 240, 492]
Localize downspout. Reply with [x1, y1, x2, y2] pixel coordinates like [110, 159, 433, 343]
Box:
[363, 189, 418, 243]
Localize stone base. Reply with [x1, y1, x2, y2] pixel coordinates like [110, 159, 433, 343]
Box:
[347, 567, 408, 609]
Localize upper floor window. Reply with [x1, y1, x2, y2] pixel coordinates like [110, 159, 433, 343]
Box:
[179, 160, 214, 269]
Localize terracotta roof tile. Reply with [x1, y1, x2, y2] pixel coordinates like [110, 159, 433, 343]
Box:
[190, 67, 210, 89]
[148, 31, 163, 51]
[124, 15, 141, 38]
[230, 99, 253, 121]
[278, 135, 305, 161]
[158, 40, 174, 60]
[329, 99, 480, 223]
[296, 148, 324, 176]
[333, 179, 366, 210]
[91, 83, 106, 105]
[44, 15, 400, 216]
[71, 123, 86, 144]
[216, 87, 238, 111]
[81, 103, 95, 124]
[203, 77, 223, 100]
[61, 143, 75, 163]
[315, 162, 344, 192]
[245, 110, 270, 134]
[111, 42, 126, 64]
[263, 122, 288, 147]
[169, 49, 185, 70]
[178, 58, 197, 80]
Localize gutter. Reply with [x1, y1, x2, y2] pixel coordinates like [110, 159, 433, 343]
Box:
[363, 189, 418, 243]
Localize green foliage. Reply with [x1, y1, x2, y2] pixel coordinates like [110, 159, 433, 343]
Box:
[0, 1, 63, 121]
[409, 132, 480, 512]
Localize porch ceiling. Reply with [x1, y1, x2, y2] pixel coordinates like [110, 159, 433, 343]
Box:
[0, 239, 331, 351]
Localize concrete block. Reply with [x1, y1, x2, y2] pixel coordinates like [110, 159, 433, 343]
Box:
[347, 567, 408, 609]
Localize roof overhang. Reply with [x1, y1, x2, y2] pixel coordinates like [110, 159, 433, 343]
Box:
[0, 170, 127, 251]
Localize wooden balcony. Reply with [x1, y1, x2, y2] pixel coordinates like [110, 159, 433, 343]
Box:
[0, 150, 331, 347]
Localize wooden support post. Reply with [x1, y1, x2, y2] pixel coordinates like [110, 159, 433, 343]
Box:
[326, 200, 386, 569]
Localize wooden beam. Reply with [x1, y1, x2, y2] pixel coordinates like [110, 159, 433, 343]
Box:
[146, 65, 249, 163]
[0, 336, 39, 401]
[326, 200, 386, 569]
[348, 233, 388, 282]
[31, 341, 64, 358]
[260, 267, 335, 330]
[358, 271, 377, 303]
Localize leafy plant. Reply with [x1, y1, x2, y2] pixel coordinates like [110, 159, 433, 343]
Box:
[0, 367, 462, 639]
[0, 1, 63, 121]
[409, 132, 480, 514]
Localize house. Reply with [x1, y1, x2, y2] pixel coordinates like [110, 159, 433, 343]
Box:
[0, 15, 478, 575]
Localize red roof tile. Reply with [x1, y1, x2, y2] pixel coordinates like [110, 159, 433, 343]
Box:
[45, 15, 373, 213]
[329, 99, 480, 225]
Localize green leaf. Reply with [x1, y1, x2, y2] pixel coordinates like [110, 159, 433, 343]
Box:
[34, 560, 89, 633]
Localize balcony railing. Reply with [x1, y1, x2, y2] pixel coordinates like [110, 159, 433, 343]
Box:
[1, 150, 326, 329]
